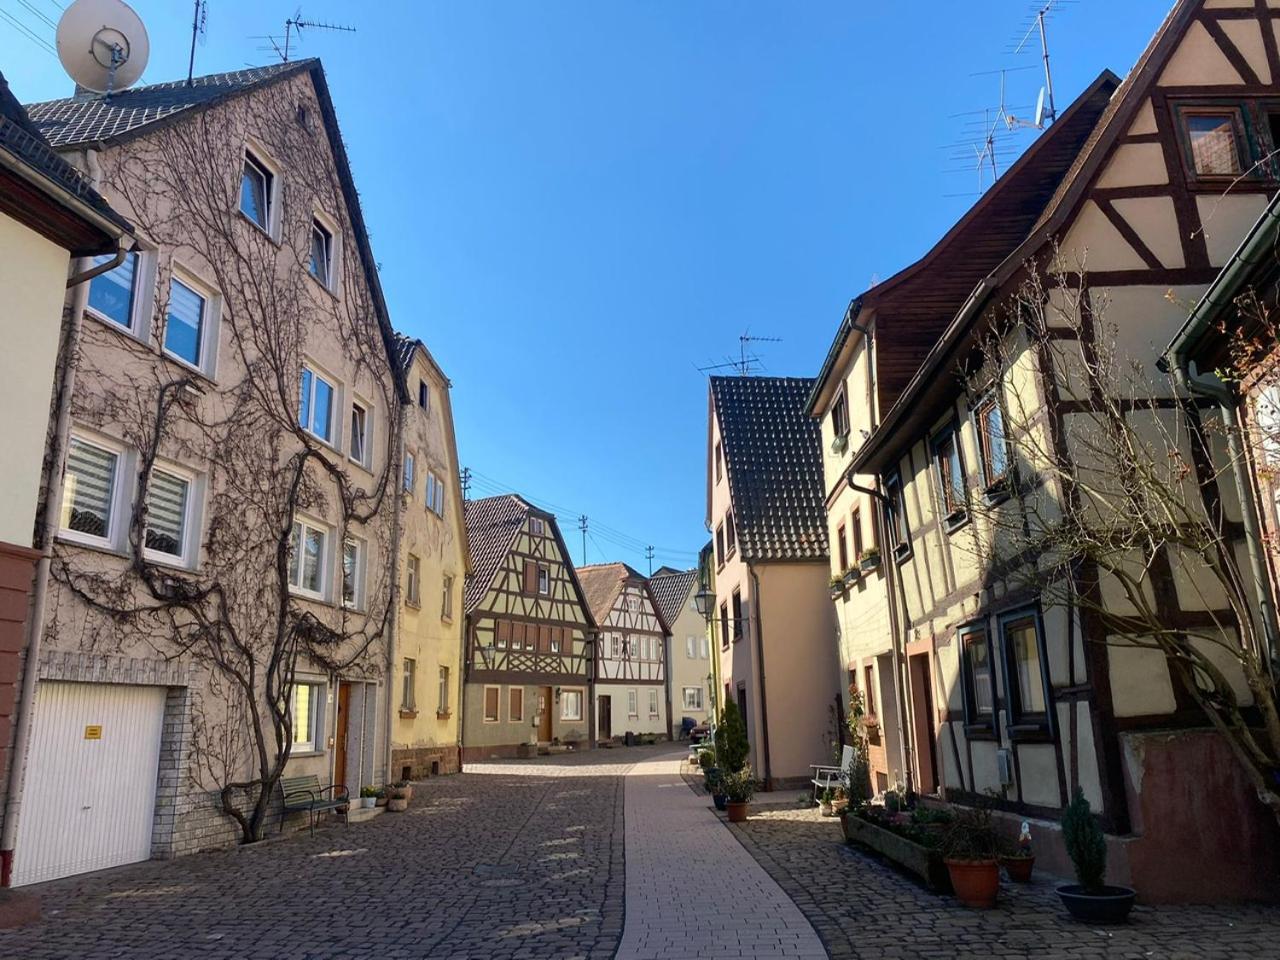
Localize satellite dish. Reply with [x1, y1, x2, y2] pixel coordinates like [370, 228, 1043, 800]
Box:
[56, 0, 150, 95]
[1033, 87, 1047, 129]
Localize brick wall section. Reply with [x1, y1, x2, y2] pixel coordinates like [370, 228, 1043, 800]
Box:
[0, 543, 38, 820]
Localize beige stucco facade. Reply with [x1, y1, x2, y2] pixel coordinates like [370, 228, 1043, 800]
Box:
[663, 579, 714, 730]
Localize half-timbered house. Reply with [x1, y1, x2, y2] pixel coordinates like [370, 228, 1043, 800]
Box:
[577, 563, 670, 741]
[461, 495, 596, 760]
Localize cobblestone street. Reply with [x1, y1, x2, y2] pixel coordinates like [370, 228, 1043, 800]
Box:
[4, 744, 1280, 960]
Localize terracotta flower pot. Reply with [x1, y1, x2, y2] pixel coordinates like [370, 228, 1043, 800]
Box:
[726, 801, 749, 823]
[1000, 855, 1035, 883]
[945, 858, 1000, 908]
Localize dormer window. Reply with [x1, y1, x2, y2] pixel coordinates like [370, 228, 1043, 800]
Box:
[418, 380, 430, 409]
[240, 152, 274, 231]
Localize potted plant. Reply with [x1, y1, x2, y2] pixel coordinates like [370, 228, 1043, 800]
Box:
[359, 785, 379, 810]
[374, 786, 388, 808]
[819, 787, 835, 817]
[386, 781, 413, 812]
[940, 806, 1000, 908]
[999, 820, 1036, 883]
[828, 574, 845, 599]
[1057, 788, 1135, 923]
[859, 546, 881, 572]
[721, 766, 756, 822]
[704, 767, 728, 811]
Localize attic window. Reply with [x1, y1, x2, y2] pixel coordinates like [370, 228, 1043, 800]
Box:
[1184, 110, 1243, 177]
[239, 152, 274, 231]
[296, 104, 310, 129]
[832, 390, 850, 439]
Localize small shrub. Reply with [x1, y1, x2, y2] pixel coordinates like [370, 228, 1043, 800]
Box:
[1062, 787, 1107, 891]
[714, 701, 750, 774]
[940, 806, 998, 862]
[720, 766, 756, 803]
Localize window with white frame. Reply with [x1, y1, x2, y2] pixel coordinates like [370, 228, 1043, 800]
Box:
[699, 636, 709, 658]
[429, 471, 445, 517]
[686, 636, 696, 659]
[290, 681, 323, 753]
[537, 564, 550, 595]
[341, 537, 364, 608]
[437, 666, 450, 714]
[299, 365, 336, 444]
[239, 151, 274, 231]
[441, 574, 454, 620]
[402, 657, 417, 711]
[288, 518, 329, 599]
[530, 517, 545, 535]
[406, 553, 421, 605]
[627, 689, 638, 718]
[164, 275, 208, 370]
[349, 401, 371, 468]
[86, 250, 138, 329]
[683, 687, 704, 710]
[403, 451, 415, 494]
[561, 689, 583, 721]
[143, 466, 192, 563]
[648, 689, 659, 717]
[60, 435, 122, 546]
[309, 218, 334, 288]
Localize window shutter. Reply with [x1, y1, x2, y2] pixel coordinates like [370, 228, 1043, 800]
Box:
[523, 560, 537, 594]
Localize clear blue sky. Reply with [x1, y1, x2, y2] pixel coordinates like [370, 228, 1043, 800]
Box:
[5, 0, 1172, 573]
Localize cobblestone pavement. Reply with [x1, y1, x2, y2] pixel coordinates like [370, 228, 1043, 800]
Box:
[730, 804, 1280, 960]
[617, 751, 825, 960]
[0, 744, 661, 960]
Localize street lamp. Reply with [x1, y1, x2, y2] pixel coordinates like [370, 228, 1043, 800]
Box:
[694, 585, 716, 621]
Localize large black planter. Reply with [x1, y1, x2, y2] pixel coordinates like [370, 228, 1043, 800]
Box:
[1057, 884, 1137, 923]
[712, 794, 728, 811]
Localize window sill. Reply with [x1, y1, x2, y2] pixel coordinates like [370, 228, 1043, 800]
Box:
[289, 749, 324, 759]
[307, 269, 339, 299]
[288, 586, 330, 605]
[57, 530, 125, 556]
[436, 710, 452, 720]
[237, 209, 280, 244]
[963, 723, 999, 741]
[85, 307, 146, 344]
[441, 614, 454, 625]
[399, 709, 418, 720]
[943, 509, 969, 534]
[158, 347, 217, 387]
[405, 599, 421, 610]
[1007, 722, 1053, 743]
[982, 480, 1011, 507]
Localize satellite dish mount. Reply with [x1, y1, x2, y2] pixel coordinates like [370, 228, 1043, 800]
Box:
[56, 0, 151, 100]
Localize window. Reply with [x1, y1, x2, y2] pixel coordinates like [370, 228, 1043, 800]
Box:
[725, 511, 736, 557]
[86, 251, 138, 328]
[611, 633, 622, 659]
[1002, 611, 1051, 729]
[402, 658, 417, 711]
[884, 471, 910, 556]
[832, 389, 850, 439]
[851, 506, 864, 561]
[442, 574, 454, 620]
[403, 451, 415, 493]
[864, 664, 877, 718]
[719, 601, 729, 651]
[483, 685, 500, 722]
[349, 402, 371, 468]
[342, 537, 363, 608]
[974, 393, 1008, 488]
[60, 436, 120, 546]
[309, 219, 333, 287]
[715, 523, 725, 566]
[686, 636, 696, 659]
[627, 689, 638, 718]
[509, 687, 524, 722]
[561, 689, 583, 720]
[438, 666, 450, 714]
[714, 441, 723, 483]
[288, 519, 328, 598]
[550, 627, 563, 654]
[731, 589, 743, 642]
[837, 524, 849, 571]
[298, 365, 336, 443]
[530, 517, 545, 536]
[683, 686, 704, 710]
[418, 380, 430, 409]
[960, 624, 996, 731]
[699, 636, 709, 658]
[648, 689, 659, 717]
[240, 152, 273, 230]
[406, 554, 421, 605]
[1184, 111, 1242, 176]
[164, 276, 207, 369]
[537, 564, 550, 595]
[290, 682, 323, 753]
[933, 426, 966, 521]
[144, 467, 191, 562]
[426, 471, 445, 517]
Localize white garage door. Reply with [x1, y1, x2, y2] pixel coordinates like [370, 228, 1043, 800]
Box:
[13, 681, 167, 886]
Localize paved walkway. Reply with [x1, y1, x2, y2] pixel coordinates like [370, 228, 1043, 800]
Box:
[617, 751, 826, 960]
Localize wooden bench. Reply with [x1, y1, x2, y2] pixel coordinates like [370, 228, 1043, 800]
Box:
[280, 774, 349, 836]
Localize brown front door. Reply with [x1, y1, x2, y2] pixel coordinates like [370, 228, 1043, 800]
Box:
[538, 687, 553, 742]
[909, 654, 939, 795]
[598, 695, 611, 741]
[334, 682, 351, 790]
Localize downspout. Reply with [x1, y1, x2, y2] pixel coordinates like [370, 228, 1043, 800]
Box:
[748, 563, 773, 789]
[848, 477, 915, 796]
[1169, 361, 1280, 674]
[460, 617, 473, 766]
[0, 148, 128, 886]
[384, 399, 407, 783]
[588, 630, 597, 747]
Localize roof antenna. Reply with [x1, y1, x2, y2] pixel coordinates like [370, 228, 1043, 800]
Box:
[697, 331, 783, 377]
[1005, 1, 1064, 130]
[282, 9, 356, 62]
[186, 0, 207, 87]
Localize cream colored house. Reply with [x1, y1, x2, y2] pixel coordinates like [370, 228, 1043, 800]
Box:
[9, 61, 403, 885]
[0, 73, 132, 886]
[707, 376, 841, 788]
[389, 335, 470, 779]
[649, 567, 712, 735]
[811, 0, 1280, 901]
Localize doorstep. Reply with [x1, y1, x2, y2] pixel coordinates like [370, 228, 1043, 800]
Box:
[347, 806, 385, 825]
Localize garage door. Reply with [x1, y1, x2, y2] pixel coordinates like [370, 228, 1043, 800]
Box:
[13, 681, 167, 886]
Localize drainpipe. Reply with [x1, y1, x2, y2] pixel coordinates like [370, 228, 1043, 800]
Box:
[0, 151, 130, 886]
[384, 402, 406, 783]
[588, 630, 597, 748]
[747, 564, 773, 789]
[847, 477, 914, 796]
[1169, 362, 1280, 674]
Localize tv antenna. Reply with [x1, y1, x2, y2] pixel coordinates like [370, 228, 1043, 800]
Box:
[1004, 1, 1067, 130]
[269, 10, 356, 62]
[697, 332, 783, 377]
[55, 0, 150, 100]
[186, 0, 208, 87]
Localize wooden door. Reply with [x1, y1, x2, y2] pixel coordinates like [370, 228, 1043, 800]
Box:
[538, 687, 553, 741]
[909, 654, 939, 795]
[598, 695, 611, 741]
[334, 682, 351, 790]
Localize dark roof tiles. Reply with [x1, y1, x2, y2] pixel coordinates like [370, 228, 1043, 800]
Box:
[647, 569, 697, 629]
[462, 494, 531, 613]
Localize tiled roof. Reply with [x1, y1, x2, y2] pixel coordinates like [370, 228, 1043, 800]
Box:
[462, 494, 531, 613]
[575, 563, 635, 624]
[25, 62, 311, 148]
[0, 71, 130, 234]
[711, 376, 828, 562]
[647, 569, 697, 629]
[392, 332, 418, 374]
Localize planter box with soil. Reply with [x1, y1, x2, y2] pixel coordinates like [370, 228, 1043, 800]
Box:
[841, 814, 952, 893]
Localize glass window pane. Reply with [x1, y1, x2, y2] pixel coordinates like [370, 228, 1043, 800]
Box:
[145, 469, 189, 557]
[87, 251, 137, 328]
[61, 438, 117, 539]
[309, 224, 330, 282]
[299, 369, 312, 431]
[967, 633, 994, 716]
[1009, 620, 1047, 714]
[303, 526, 324, 593]
[984, 402, 1007, 479]
[165, 278, 205, 366]
[241, 160, 268, 226]
[1187, 114, 1240, 175]
[342, 539, 358, 605]
[350, 405, 366, 463]
[292, 685, 313, 748]
[311, 376, 333, 442]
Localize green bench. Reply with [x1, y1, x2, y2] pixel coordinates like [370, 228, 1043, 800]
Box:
[280, 774, 349, 836]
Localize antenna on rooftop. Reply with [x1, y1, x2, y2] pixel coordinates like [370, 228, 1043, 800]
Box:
[56, 0, 150, 100]
[278, 9, 356, 62]
[697, 331, 783, 377]
[186, 0, 207, 88]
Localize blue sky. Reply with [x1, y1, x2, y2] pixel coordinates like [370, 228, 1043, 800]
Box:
[4, 0, 1172, 573]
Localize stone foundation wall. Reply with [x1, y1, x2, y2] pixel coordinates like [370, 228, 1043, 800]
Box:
[391, 745, 460, 780]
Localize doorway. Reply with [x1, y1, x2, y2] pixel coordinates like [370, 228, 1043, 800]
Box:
[538, 686, 553, 741]
[334, 682, 351, 790]
[908, 653, 940, 795]
[598, 695, 612, 741]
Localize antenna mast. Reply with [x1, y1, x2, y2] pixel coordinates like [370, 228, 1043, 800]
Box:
[186, 0, 207, 87]
[282, 11, 356, 62]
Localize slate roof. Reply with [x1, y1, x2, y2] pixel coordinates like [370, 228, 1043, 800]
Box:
[711, 376, 828, 562]
[647, 568, 697, 630]
[25, 62, 310, 148]
[0, 71, 131, 236]
[463, 494, 532, 614]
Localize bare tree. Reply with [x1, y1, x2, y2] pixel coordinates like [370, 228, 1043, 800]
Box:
[46, 75, 399, 842]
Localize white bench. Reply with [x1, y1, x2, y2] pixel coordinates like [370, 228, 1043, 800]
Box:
[810, 744, 854, 803]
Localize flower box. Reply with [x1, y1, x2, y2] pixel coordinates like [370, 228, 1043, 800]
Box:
[841, 813, 952, 893]
[859, 553, 882, 572]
